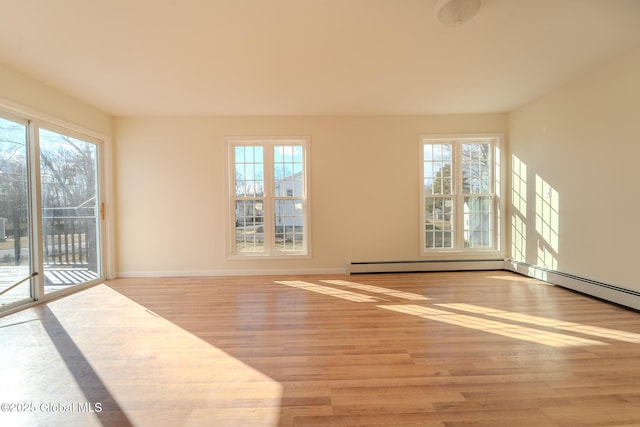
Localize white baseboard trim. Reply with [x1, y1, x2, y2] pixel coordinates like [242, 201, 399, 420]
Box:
[504, 260, 640, 312]
[348, 259, 505, 274]
[116, 267, 347, 278]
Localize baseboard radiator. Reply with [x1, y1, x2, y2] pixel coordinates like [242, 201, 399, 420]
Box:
[504, 259, 640, 312]
[348, 259, 505, 274]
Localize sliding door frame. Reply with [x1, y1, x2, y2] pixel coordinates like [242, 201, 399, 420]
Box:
[0, 99, 114, 316]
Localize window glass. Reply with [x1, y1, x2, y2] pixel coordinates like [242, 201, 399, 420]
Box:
[230, 139, 308, 256]
[422, 137, 499, 253]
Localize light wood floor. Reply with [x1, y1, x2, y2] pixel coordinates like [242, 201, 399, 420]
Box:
[1, 271, 640, 426]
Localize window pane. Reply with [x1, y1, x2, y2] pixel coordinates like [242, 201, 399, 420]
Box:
[423, 143, 452, 195]
[462, 143, 491, 194]
[274, 145, 304, 197]
[274, 199, 305, 252]
[464, 196, 493, 248]
[235, 200, 264, 253]
[425, 196, 453, 249]
[235, 146, 264, 197]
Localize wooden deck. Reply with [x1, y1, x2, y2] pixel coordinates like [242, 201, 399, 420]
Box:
[1, 271, 640, 426]
[0, 266, 99, 307]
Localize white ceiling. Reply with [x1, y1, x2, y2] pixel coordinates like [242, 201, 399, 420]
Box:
[1, 0, 639, 116]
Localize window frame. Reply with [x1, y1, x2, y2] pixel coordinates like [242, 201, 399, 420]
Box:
[226, 136, 311, 258]
[419, 134, 504, 257]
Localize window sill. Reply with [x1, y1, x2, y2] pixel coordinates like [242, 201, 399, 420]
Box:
[227, 253, 311, 260]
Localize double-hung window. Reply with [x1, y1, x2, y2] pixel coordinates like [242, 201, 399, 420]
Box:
[421, 135, 502, 254]
[228, 137, 309, 257]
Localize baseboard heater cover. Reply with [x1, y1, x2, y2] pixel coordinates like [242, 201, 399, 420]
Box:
[505, 260, 640, 312]
[348, 259, 505, 274]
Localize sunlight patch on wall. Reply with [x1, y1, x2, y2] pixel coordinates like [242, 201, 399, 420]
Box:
[535, 175, 559, 270]
[511, 214, 527, 262]
[512, 155, 527, 216]
[511, 155, 528, 262]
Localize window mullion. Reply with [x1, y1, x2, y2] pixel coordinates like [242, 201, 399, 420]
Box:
[453, 141, 465, 250]
[263, 146, 275, 253]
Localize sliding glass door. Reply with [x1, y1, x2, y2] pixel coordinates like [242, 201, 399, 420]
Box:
[0, 114, 104, 312]
[0, 116, 33, 308]
[40, 128, 101, 294]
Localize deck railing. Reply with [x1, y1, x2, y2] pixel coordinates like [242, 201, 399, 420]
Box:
[42, 207, 97, 270]
[5, 206, 97, 271]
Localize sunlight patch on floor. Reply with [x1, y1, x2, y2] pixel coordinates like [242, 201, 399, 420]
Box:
[0, 311, 106, 427]
[378, 304, 606, 347]
[320, 280, 429, 300]
[485, 274, 548, 284]
[275, 281, 380, 302]
[1, 285, 283, 427]
[437, 303, 640, 344]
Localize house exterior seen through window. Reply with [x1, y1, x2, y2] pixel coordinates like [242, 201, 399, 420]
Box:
[421, 135, 501, 254]
[228, 137, 309, 257]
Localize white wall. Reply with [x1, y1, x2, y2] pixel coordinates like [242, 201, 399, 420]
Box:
[114, 115, 507, 276]
[0, 61, 112, 136]
[508, 45, 640, 292]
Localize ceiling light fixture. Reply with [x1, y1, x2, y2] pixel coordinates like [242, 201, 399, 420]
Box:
[436, 0, 482, 27]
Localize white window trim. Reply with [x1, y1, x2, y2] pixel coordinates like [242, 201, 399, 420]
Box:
[419, 133, 504, 259]
[226, 136, 311, 259]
